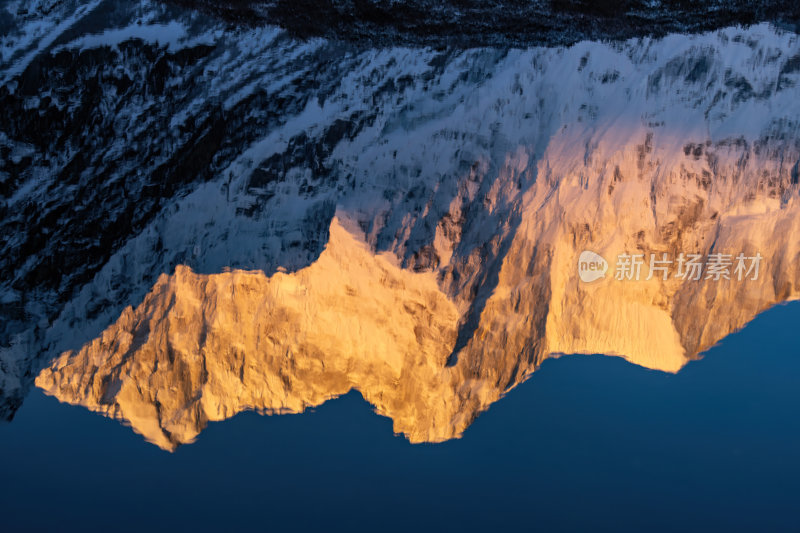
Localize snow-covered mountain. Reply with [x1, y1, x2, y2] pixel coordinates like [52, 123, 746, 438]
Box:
[2, 0, 799, 445]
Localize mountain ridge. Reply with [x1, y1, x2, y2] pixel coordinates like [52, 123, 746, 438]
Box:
[164, 0, 800, 47]
[1, 1, 799, 436]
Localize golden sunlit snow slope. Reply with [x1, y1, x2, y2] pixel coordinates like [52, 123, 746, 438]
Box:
[37, 164, 800, 450]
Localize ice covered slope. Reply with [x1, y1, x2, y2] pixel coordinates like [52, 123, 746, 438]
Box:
[1, 0, 799, 435]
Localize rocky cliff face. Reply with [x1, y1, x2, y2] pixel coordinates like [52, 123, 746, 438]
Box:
[165, 0, 800, 47]
[2, 1, 799, 446]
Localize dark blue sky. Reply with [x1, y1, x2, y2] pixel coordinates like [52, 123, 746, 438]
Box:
[1, 302, 798, 532]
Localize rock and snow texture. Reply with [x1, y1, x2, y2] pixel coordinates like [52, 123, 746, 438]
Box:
[2, 1, 800, 444]
[164, 0, 800, 47]
[36, 197, 800, 450]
